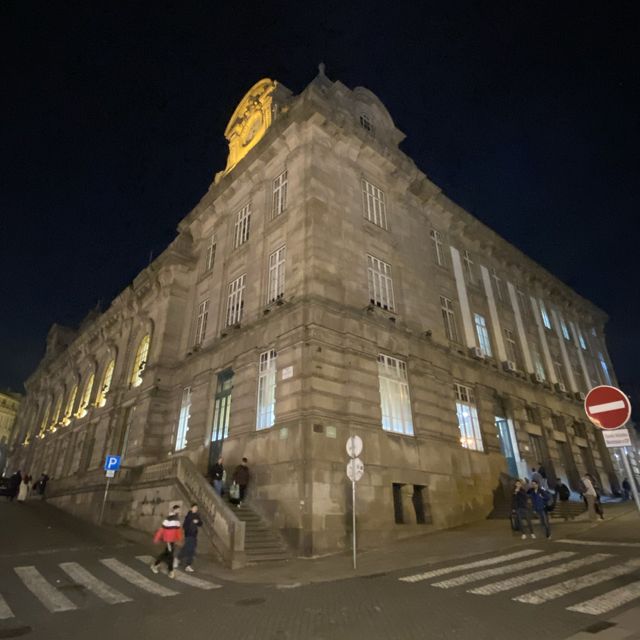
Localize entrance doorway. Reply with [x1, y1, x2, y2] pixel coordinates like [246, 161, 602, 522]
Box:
[495, 417, 519, 478]
[208, 369, 233, 476]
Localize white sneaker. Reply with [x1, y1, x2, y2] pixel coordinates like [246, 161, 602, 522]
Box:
[150, 564, 159, 574]
[168, 571, 175, 579]
[521, 534, 527, 540]
[185, 566, 195, 573]
[530, 533, 536, 539]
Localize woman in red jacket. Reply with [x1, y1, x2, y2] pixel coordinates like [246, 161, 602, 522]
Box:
[150, 505, 183, 578]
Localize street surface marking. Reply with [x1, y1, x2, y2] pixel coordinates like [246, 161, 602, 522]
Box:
[398, 549, 542, 583]
[14, 566, 77, 612]
[432, 551, 576, 589]
[0, 593, 14, 620]
[59, 562, 132, 604]
[136, 556, 222, 590]
[468, 554, 612, 595]
[100, 558, 178, 597]
[567, 579, 640, 615]
[514, 558, 640, 605]
[555, 539, 640, 549]
[588, 400, 626, 413]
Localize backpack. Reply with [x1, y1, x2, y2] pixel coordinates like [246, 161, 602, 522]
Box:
[558, 484, 570, 501]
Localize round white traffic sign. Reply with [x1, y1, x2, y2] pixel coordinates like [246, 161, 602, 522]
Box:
[584, 385, 632, 430]
[346, 457, 364, 482]
[346, 435, 363, 459]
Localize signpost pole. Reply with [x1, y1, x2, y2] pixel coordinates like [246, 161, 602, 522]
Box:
[620, 446, 640, 513]
[352, 473, 357, 570]
[99, 477, 111, 525]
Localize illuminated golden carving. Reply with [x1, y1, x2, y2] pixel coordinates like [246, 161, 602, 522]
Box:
[222, 78, 277, 175]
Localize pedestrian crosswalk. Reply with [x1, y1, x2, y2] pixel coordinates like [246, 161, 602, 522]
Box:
[0, 555, 222, 621]
[399, 548, 640, 616]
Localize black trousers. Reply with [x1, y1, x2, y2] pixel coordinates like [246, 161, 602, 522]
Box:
[154, 543, 175, 572]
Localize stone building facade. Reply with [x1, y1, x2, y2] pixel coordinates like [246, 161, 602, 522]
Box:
[9, 70, 621, 556]
[0, 389, 21, 474]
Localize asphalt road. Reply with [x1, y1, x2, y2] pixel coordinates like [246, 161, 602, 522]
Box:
[1, 499, 639, 640]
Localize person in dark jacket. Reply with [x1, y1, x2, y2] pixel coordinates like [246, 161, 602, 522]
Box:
[622, 478, 632, 501]
[232, 457, 250, 507]
[528, 480, 551, 538]
[33, 473, 49, 498]
[176, 503, 203, 572]
[7, 470, 22, 502]
[512, 480, 534, 539]
[210, 457, 225, 496]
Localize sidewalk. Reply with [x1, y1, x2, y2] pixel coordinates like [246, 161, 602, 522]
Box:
[115, 501, 638, 586]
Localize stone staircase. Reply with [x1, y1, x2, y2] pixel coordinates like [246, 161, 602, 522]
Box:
[233, 506, 289, 563]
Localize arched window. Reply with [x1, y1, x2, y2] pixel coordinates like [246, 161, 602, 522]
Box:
[37, 402, 51, 439]
[62, 384, 78, 425]
[77, 373, 95, 418]
[96, 359, 115, 407]
[50, 394, 63, 432]
[131, 334, 150, 388]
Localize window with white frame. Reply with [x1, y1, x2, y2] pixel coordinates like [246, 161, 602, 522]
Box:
[430, 229, 445, 266]
[175, 387, 192, 451]
[504, 328, 519, 365]
[267, 245, 286, 303]
[540, 301, 551, 329]
[359, 113, 374, 135]
[578, 329, 587, 350]
[204, 233, 216, 272]
[491, 268, 503, 301]
[462, 250, 475, 284]
[454, 383, 484, 452]
[195, 299, 209, 346]
[377, 354, 414, 435]
[233, 204, 251, 248]
[560, 317, 570, 340]
[226, 274, 246, 326]
[367, 255, 395, 311]
[598, 352, 612, 385]
[440, 296, 459, 342]
[474, 313, 492, 357]
[272, 170, 288, 217]
[256, 350, 277, 429]
[361, 179, 387, 229]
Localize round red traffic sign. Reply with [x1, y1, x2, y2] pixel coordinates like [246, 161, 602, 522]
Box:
[584, 385, 632, 430]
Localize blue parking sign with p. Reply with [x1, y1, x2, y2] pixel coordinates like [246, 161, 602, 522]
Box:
[104, 455, 121, 472]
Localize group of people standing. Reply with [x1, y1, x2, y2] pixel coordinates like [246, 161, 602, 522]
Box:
[209, 456, 250, 507]
[3, 470, 49, 502]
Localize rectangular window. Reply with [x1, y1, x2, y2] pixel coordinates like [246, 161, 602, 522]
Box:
[440, 296, 459, 342]
[267, 245, 286, 303]
[540, 301, 551, 329]
[517, 289, 529, 321]
[525, 406, 538, 423]
[272, 170, 288, 217]
[474, 313, 492, 357]
[430, 229, 445, 266]
[377, 354, 414, 435]
[361, 179, 387, 229]
[454, 383, 484, 452]
[211, 371, 233, 446]
[532, 347, 546, 381]
[529, 433, 545, 463]
[560, 317, 570, 340]
[491, 268, 503, 301]
[205, 233, 216, 272]
[226, 274, 246, 327]
[598, 352, 612, 385]
[554, 360, 566, 388]
[195, 299, 209, 346]
[462, 250, 475, 284]
[175, 387, 192, 451]
[233, 204, 251, 248]
[504, 328, 519, 365]
[256, 350, 277, 429]
[367, 255, 395, 311]
[578, 329, 587, 350]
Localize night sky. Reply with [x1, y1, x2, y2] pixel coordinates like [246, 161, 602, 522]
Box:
[1, 2, 639, 416]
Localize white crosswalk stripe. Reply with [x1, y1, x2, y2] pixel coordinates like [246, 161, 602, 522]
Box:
[555, 539, 640, 549]
[100, 558, 178, 597]
[0, 593, 14, 620]
[514, 558, 640, 605]
[567, 580, 640, 615]
[136, 556, 222, 590]
[59, 562, 132, 604]
[398, 549, 542, 583]
[14, 566, 77, 613]
[432, 551, 576, 589]
[468, 554, 612, 595]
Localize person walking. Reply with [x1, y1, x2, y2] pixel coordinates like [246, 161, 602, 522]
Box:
[554, 478, 571, 520]
[150, 505, 183, 578]
[7, 470, 21, 502]
[528, 480, 551, 539]
[211, 457, 225, 496]
[176, 503, 203, 572]
[530, 467, 543, 487]
[587, 474, 605, 520]
[537, 462, 549, 490]
[581, 473, 598, 521]
[512, 480, 534, 539]
[622, 478, 632, 501]
[232, 457, 250, 507]
[17, 473, 29, 503]
[33, 473, 49, 499]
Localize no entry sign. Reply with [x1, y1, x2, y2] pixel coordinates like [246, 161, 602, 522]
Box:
[584, 385, 632, 430]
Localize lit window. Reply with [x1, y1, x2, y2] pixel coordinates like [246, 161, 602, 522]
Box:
[50, 394, 63, 431]
[578, 329, 587, 350]
[504, 328, 519, 365]
[205, 233, 216, 272]
[37, 403, 50, 439]
[175, 387, 192, 451]
[591, 327, 597, 337]
[454, 383, 483, 452]
[361, 179, 387, 229]
[359, 113, 374, 135]
[195, 299, 209, 346]
[62, 384, 78, 425]
[440, 296, 459, 342]
[491, 268, 503, 301]
[377, 354, 414, 435]
[77, 373, 94, 418]
[226, 274, 246, 327]
[233, 204, 251, 248]
[131, 334, 150, 388]
[367, 255, 395, 311]
[267, 245, 286, 303]
[598, 352, 612, 385]
[256, 350, 277, 430]
[430, 229, 445, 267]
[272, 171, 288, 217]
[462, 250, 475, 284]
[540, 302, 551, 329]
[560, 317, 570, 341]
[474, 313, 492, 357]
[96, 359, 115, 407]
